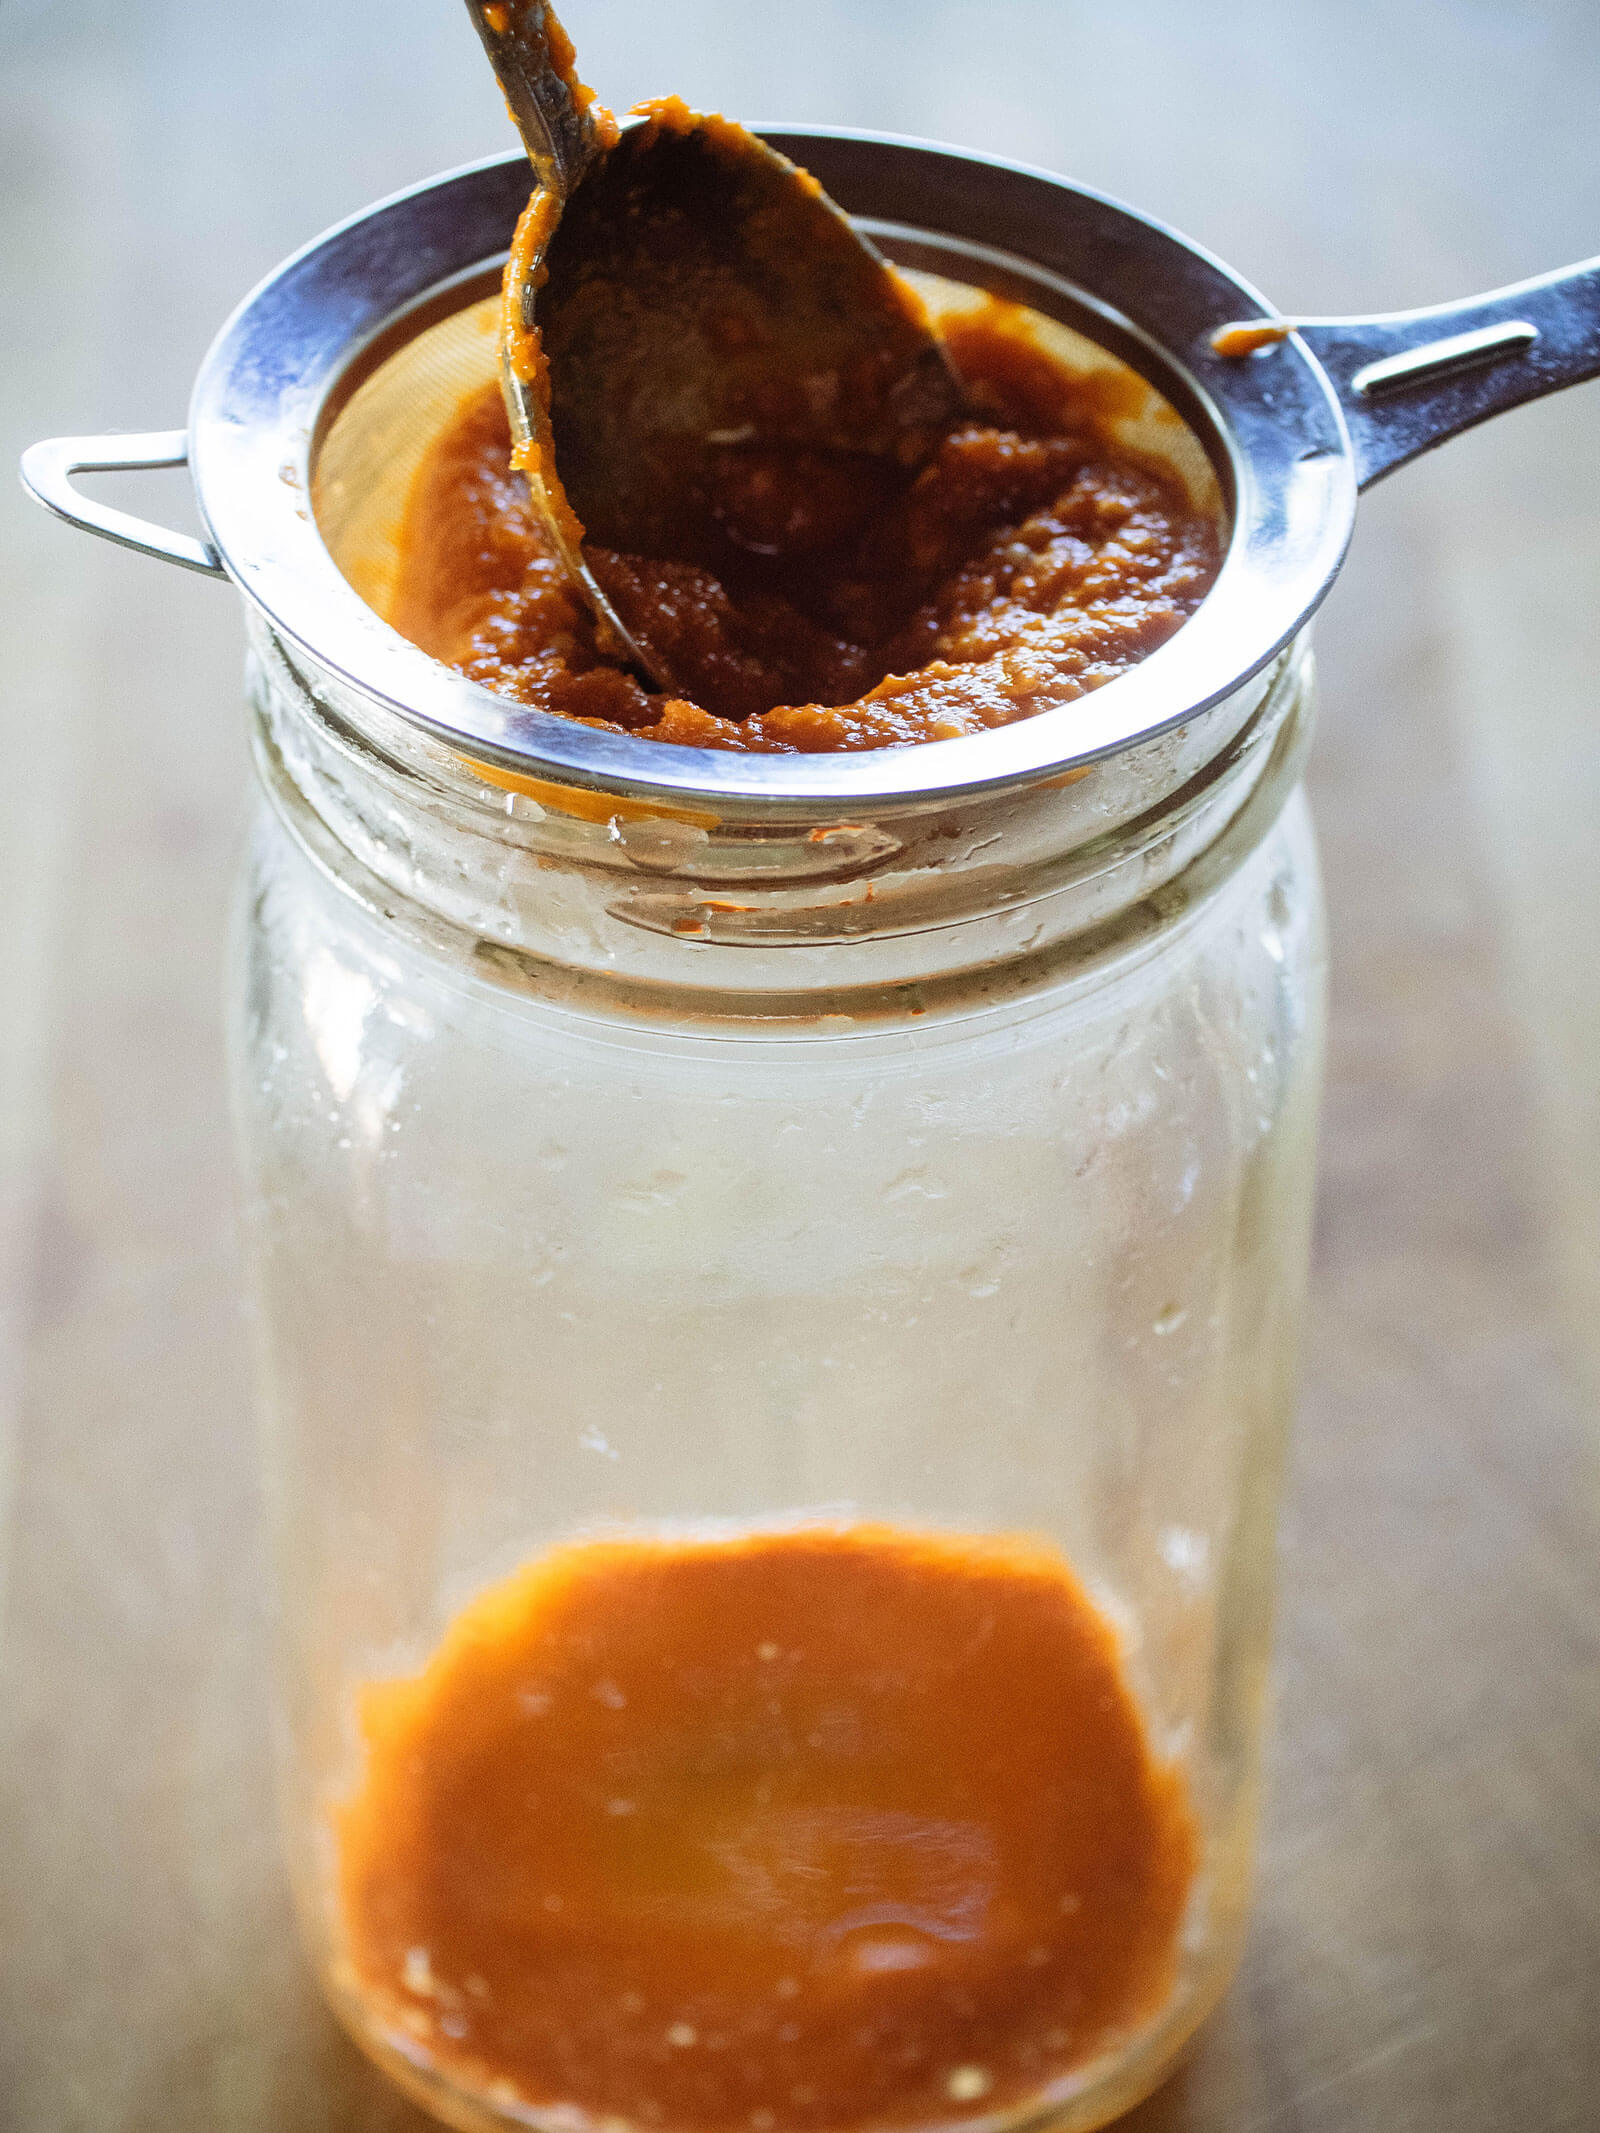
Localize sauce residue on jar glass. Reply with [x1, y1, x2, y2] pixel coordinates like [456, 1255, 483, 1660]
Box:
[335, 1524, 1197, 2129]
[388, 300, 1221, 754]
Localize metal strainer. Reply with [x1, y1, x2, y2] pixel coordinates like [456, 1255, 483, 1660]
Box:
[20, 131, 1600, 812]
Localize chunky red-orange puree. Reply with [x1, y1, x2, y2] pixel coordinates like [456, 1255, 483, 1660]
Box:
[389, 305, 1220, 753]
[337, 1525, 1197, 2129]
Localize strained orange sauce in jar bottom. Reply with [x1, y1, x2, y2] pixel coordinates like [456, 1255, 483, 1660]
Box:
[334, 1525, 1199, 2131]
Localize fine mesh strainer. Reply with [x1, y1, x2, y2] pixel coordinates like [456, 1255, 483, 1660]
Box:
[20, 131, 1600, 812]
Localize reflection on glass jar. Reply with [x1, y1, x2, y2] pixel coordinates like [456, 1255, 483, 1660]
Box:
[230, 606, 1324, 2133]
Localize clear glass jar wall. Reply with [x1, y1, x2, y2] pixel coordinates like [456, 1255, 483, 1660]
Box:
[230, 621, 1325, 2133]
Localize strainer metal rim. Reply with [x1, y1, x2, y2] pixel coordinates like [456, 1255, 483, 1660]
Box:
[185, 132, 1358, 813]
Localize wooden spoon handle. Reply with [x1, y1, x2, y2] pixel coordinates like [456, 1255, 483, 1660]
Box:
[462, 0, 612, 199]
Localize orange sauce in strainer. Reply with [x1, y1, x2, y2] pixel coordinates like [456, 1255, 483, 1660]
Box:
[336, 1524, 1197, 2130]
[388, 303, 1219, 755]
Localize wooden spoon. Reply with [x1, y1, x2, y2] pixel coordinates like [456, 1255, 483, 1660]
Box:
[463, 0, 964, 692]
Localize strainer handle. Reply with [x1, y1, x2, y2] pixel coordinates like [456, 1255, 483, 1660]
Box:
[18, 430, 226, 578]
[1288, 256, 1600, 489]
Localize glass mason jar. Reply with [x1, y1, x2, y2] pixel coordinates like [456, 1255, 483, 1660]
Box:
[23, 101, 1592, 2133]
[229, 595, 1324, 2133]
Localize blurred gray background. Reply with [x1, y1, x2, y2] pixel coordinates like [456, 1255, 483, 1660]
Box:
[2, 2, 1598, 2128]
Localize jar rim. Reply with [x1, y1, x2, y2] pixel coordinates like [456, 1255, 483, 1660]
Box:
[251, 611, 1313, 1028]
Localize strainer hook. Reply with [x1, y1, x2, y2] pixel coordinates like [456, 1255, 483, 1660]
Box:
[18, 430, 226, 579]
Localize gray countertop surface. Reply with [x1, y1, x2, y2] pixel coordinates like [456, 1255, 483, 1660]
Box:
[2, 3, 1598, 2128]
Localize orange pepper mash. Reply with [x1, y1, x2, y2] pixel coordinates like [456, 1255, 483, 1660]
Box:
[336, 1525, 1197, 2129]
[388, 305, 1219, 755]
